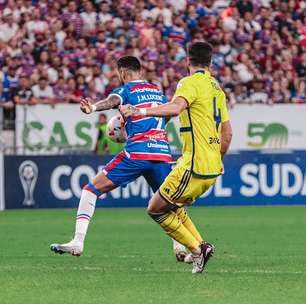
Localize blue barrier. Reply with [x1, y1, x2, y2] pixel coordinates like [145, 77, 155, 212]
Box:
[4, 152, 306, 209]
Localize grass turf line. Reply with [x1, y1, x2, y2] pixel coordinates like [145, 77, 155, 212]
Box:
[0, 206, 306, 304]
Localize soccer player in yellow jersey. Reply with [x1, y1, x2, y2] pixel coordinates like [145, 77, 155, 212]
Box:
[121, 42, 232, 274]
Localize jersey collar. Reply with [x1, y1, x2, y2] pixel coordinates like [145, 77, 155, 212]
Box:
[194, 70, 211, 77]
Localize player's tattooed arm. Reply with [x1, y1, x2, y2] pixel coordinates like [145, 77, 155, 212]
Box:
[120, 97, 188, 118]
[80, 95, 121, 114]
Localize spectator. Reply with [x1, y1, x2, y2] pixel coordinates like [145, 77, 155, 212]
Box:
[64, 77, 83, 103]
[197, 0, 218, 17]
[104, 75, 121, 97]
[237, 0, 253, 17]
[294, 81, 306, 103]
[62, 1, 83, 36]
[32, 76, 55, 104]
[296, 53, 306, 80]
[150, 0, 173, 27]
[249, 79, 269, 104]
[98, 1, 112, 24]
[0, 0, 305, 110]
[164, 15, 190, 46]
[234, 54, 254, 83]
[25, 8, 48, 42]
[0, 8, 19, 43]
[0, 66, 19, 104]
[243, 12, 261, 32]
[80, 1, 97, 34]
[13, 76, 36, 105]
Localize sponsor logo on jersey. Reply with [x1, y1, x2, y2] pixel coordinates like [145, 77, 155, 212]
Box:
[147, 142, 169, 149]
[130, 83, 160, 94]
[131, 130, 169, 142]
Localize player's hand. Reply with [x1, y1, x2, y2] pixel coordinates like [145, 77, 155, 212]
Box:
[221, 163, 225, 175]
[80, 97, 94, 114]
[119, 104, 142, 117]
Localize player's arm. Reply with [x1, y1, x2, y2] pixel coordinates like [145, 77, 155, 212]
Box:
[219, 92, 232, 160]
[120, 96, 188, 118]
[121, 77, 195, 118]
[220, 121, 232, 160]
[80, 95, 121, 114]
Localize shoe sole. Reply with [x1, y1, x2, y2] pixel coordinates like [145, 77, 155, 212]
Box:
[50, 245, 82, 256]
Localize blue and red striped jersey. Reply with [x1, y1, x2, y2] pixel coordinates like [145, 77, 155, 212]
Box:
[109, 80, 172, 162]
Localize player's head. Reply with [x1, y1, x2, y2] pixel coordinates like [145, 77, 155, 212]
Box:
[187, 42, 213, 70]
[116, 56, 142, 83]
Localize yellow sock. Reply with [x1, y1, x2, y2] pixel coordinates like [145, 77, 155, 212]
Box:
[175, 208, 203, 243]
[152, 211, 200, 253]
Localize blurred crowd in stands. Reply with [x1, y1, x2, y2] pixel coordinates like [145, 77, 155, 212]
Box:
[0, 0, 306, 111]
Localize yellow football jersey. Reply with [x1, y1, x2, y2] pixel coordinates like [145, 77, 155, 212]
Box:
[174, 70, 229, 177]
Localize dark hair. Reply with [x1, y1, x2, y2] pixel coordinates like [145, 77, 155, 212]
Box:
[39, 76, 48, 81]
[188, 42, 213, 68]
[117, 56, 141, 72]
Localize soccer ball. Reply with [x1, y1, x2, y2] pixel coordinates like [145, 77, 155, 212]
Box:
[106, 114, 127, 143]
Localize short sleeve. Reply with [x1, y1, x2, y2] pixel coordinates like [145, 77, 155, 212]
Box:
[108, 86, 127, 105]
[162, 94, 168, 104]
[220, 92, 230, 123]
[174, 77, 197, 106]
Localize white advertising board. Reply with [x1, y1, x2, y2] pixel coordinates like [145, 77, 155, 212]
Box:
[16, 105, 102, 154]
[16, 104, 306, 154]
[15, 105, 182, 154]
[229, 105, 306, 150]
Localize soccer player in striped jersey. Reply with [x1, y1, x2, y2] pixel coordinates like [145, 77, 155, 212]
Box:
[121, 42, 233, 273]
[50, 56, 189, 260]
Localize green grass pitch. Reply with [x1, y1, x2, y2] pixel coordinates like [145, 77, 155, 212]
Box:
[1, 206, 306, 304]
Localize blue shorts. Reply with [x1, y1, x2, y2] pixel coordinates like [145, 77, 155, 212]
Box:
[102, 151, 172, 192]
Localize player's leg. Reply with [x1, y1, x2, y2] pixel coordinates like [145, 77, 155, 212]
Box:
[50, 153, 121, 255]
[51, 151, 134, 255]
[73, 173, 116, 245]
[174, 207, 203, 243]
[145, 162, 203, 243]
[170, 207, 201, 263]
[148, 165, 217, 273]
[143, 161, 190, 261]
[147, 191, 201, 253]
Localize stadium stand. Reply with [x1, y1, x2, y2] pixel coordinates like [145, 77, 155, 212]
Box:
[0, 0, 305, 119]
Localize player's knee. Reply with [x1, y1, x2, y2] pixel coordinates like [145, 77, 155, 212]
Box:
[147, 202, 158, 215]
[147, 198, 171, 216]
[83, 183, 103, 197]
[90, 173, 116, 193]
[147, 196, 162, 214]
[148, 192, 173, 214]
[147, 205, 168, 224]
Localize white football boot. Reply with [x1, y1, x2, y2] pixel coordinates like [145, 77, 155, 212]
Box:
[50, 239, 83, 256]
[172, 239, 192, 263]
[192, 242, 215, 274]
